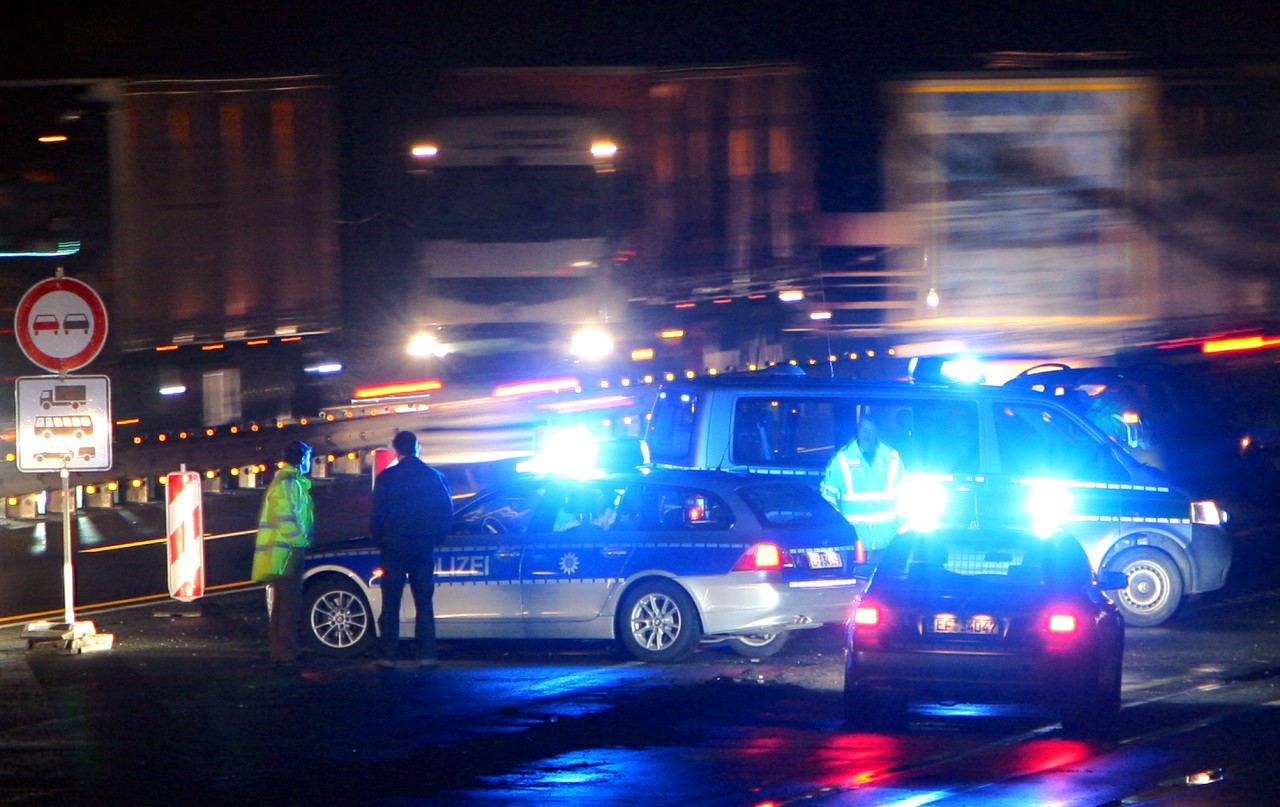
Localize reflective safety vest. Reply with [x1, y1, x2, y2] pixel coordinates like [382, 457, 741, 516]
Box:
[251, 465, 314, 583]
[821, 441, 903, 549]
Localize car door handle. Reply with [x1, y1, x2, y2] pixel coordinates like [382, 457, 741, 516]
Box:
[494, 549, 520, 560]
[601, 547, 630, 557]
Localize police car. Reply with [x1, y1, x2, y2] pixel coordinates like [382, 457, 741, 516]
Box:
[843, 526, 1127, 735]
[301, 468, 865, 662]
[646, 370, 1233, 627]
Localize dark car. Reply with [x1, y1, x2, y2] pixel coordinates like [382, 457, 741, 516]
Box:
[843, 527, 1127, 735]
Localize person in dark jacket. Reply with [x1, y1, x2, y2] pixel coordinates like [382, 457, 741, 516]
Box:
[371, 430, 454, 667]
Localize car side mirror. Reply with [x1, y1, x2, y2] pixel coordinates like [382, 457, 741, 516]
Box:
[1096, 570, 1129, 591]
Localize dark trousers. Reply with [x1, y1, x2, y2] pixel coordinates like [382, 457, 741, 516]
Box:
[267, 555, 304, 664]
[377, 551, 438, 661]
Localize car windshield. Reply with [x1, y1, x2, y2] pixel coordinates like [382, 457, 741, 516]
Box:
[737, 481, 849, 529]
[878, 533, 1092, 588]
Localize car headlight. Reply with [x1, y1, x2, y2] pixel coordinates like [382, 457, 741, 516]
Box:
[1191, 500, 1226, 526]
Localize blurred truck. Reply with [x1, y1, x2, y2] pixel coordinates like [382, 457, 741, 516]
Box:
[108, 75, 343, 426]
[401, 63, 819, 376]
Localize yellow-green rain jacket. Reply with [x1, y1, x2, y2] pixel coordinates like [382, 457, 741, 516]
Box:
[251, 465, 314, 582]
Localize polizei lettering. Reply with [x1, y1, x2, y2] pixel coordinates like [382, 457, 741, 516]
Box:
[435, 554, 491, 577]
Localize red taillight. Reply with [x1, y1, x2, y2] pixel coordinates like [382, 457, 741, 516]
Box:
[1047, 613, 1077, 633]
[854, 540, 866, 564]
[733, 543, 783, 571]
[852, 605, 880, 626]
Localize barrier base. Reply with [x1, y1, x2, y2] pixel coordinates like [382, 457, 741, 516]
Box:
[22, 620, 115, 654]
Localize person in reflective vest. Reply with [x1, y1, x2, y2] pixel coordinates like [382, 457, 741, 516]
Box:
[251, 440, 315, 669]
[821, 414, 904, 554]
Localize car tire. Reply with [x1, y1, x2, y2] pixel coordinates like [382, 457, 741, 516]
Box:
[617, 579, 702, 662]
[843, 653, 905, 730]
[303, 577, 376, 657]
[1060, 654, 1122, 737]
[1108, 547, 1183, 627]
[726, 631, 790, 659]
[843, 680, 904, 730]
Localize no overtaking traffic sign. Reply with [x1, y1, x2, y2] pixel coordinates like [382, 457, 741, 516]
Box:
[14, 276, 108, 373]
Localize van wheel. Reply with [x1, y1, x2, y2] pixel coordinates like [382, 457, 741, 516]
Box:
[727, 631, 790, 658]
[1108, 547, 1182, 627]
[617, 579, 701, 662]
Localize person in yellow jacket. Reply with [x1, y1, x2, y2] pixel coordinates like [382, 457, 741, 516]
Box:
[821, 414, 904, 556]
[252, 440, 315, 669]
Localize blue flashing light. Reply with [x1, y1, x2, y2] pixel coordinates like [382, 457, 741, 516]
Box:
[895, 475, 949, 533]
[517, 426, 600, 477]
[940, 356, 985, 384]
[1024, 480, 1074, 537]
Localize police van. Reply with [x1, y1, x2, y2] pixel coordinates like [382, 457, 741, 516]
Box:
[643, 369, 1232, 627]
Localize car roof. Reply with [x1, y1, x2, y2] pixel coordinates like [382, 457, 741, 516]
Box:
[657, 372, 1053, 405]
[471, 467, 815, 497]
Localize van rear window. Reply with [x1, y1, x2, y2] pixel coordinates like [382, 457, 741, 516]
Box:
[646, 389, 698, 463]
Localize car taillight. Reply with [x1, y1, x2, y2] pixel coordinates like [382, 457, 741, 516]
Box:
[852, 605, 880, 626]
[850, 599, 886, 648]
[733, 542, 783, 571]
[854, 539, 866, 564]
[1047, 613, 1077, 633]
[1041, 608, 1082, 650]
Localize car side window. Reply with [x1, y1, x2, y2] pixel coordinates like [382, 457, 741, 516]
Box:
[451, 485, 546, 536]
[994, 403, 1128, 482]
[551, 483, 624, 532]
[645, 484, 733, 530]
[731, 395, 858, 468]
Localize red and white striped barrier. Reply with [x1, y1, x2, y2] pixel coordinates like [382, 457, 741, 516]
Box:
[166, 471, 204, 602]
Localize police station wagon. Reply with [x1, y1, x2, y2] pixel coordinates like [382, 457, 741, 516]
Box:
[301, 468, 864, 662]
[644, 370, 1232, 627]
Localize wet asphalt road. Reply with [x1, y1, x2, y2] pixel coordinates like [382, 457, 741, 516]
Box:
[2, 519, 1279, 806]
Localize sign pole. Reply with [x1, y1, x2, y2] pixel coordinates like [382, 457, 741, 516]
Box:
[14, 268, 114, 653]
[60, 467, 75, 625]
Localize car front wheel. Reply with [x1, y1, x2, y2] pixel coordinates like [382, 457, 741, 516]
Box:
[617, 579, 702, 662]
[1108, 547, 1183, 627]
[303, 577, 376, 657]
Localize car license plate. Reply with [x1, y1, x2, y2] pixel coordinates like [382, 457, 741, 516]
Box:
[806, 550, 843, 570]
[932, 615, 999, 635]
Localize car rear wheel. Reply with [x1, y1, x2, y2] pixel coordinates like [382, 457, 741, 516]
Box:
[617, 579, 702, 662]
[1060, 654, 1122, 737]
[726, 631, 790, 658]
[304, 577, 375, 657]
[1108, 547, 1183, 627]
[843, 680, 904, 730]
[843, 653, 905, 729]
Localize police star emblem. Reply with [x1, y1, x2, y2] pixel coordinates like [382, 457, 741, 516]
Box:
[558, 551, 581, 575]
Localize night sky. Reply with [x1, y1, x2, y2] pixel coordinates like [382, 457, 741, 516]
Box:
[4, 2, 1278, 215]
[6, 2, 1279, 79]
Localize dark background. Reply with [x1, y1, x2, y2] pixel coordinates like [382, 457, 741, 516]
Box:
[4, 2, 1278, 214]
